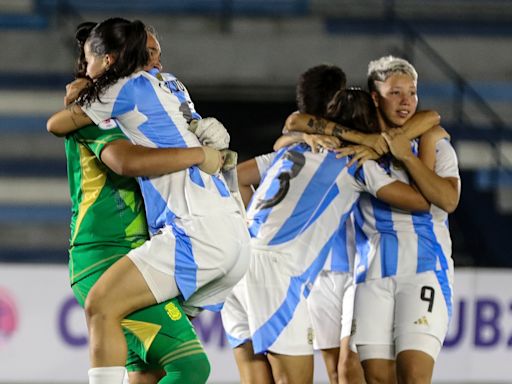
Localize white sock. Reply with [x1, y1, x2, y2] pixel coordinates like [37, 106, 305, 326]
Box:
[88, 367, 126, 384]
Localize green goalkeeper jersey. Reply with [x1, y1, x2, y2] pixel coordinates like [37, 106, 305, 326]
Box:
[65, 124, 148, 285]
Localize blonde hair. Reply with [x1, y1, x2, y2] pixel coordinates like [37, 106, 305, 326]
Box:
[367, 55, 418, 92]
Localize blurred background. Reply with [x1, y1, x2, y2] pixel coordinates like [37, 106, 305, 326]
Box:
[0, 0, 511, 383]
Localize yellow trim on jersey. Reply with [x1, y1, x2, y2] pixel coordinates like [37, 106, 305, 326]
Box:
[158, 340, 205, 366]
[161, 349, 206, 366]
[121, 189, 147, 237]
[71, 145, 107, 244]
[70, 145, 107, 278]
[121, 319, 162, 352]
[81, 134, 127, 146]
[71, 253, 125, 281]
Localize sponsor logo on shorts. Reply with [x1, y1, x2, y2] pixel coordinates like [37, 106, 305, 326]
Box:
[165, 302, 182, 321]
[307, 327, 314, 345]
[414, 316, 429, 326]
[0, 288, 18, 346]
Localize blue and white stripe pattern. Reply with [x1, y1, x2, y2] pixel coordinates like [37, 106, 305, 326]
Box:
[82, 71, 241, 301]
[354, 139, 460, 284]
[251, 231, 337, 354]
[247, 144, 360, 255]
[246, 144, 397, 353]
[324, 215, 356, 273]
[84, 71, 238, 229]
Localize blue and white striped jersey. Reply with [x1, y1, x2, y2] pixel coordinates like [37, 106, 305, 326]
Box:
[248, 143, 396, 280]
[326, 214, 356, 273]
[254, 152, 276, 179]
[354, 139, 460, 283]
[83, 71, 239, 234]
[254, 151, 356, 273]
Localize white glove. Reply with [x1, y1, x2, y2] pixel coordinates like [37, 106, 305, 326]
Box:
[189, 117, 230, 150]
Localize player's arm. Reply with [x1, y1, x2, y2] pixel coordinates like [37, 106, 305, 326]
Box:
[285, 112, 387, 154]
[273, 132, 306, 151]
[47, 78, 94, 137]
[376, 181, 430, 212]
[99, 139, 222, 177]
[418, 125, 450, 170]
[273, 132, 341, 152]
[285, 110, 440, 154]
[359, 161, 430, 212]
[236, 152, 277, 207]
[285, 112, 368, 143]
[401, 110, 441, 141]
[336, 110, 439, 150]
[383, 131, 460, 213]
[47, 103, 92, 137]
[237, 158, 262, 207]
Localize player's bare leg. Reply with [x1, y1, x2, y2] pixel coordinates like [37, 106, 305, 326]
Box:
[233, 341, 275, 384]
[85, 256, 159, 368]
[267, 353, 313, 384]
[319, 347, 340, 384]
[396, 350, 434, 384]
[338, 337, 364, 384]
[361, 359, 396, 384]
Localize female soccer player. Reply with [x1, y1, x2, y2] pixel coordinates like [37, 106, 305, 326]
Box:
[47, 18, 250, 384]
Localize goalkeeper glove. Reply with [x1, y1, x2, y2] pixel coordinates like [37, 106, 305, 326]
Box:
[189, 117, 230, 150]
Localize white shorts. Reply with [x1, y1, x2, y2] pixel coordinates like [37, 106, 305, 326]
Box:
[246, 250, 314, 356]
[353, 270, 453, 361]
[306, 270, 355, 350]
[128, 213, 251, 310]
[221, 276, 251, 348]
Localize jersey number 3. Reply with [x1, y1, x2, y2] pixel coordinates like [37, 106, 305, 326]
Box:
[256, 150, 306, 210]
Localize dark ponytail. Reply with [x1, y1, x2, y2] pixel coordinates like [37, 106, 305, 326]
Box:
[77, 18, 149, 106]
[74, 21, 97, 78]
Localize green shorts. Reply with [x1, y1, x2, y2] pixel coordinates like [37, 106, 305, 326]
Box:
[72, 269, 202, 372]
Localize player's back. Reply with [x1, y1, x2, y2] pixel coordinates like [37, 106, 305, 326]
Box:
[84, 71, 240, 232]
[65, 125, 148, 284]
[247, 143, 362, 269]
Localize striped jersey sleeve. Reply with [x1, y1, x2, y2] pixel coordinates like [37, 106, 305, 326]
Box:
[255, 152, 277, 177]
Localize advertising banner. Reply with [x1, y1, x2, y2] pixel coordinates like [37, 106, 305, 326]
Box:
[0, 264, 511, 382]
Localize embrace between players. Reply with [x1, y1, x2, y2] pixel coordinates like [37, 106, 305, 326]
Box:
[47, 17, 460, 384]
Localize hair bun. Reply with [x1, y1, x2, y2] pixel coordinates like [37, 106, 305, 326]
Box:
[75, 21, 97, 44]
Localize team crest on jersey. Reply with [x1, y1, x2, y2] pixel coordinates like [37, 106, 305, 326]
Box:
[165, 302, 182, 321]
[98, 119, 119, 130]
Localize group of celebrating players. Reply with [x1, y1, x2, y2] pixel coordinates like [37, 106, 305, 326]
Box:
[47, 16, 460, 384]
